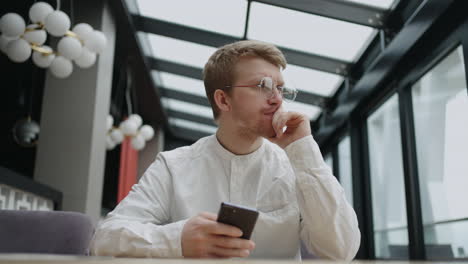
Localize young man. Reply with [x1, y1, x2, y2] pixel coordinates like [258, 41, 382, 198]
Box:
[91, 40, 360, 260]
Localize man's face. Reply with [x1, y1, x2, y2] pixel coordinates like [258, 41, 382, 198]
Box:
[226, 56, 283, 138]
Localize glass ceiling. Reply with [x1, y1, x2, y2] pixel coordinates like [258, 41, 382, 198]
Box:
[248, 2, 376, 62]
[147, 34, 216, 68]
[136, 0, 247, 37]
[345, 0, 397, 9]
[131, 0, 399, 139]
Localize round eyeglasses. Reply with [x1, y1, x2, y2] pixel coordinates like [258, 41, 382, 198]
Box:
[225, 76, 298, 102]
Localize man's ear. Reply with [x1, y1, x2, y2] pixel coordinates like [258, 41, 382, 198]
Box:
[214, 89, 232, 113]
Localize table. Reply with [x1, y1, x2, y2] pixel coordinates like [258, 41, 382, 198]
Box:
[1, 254, 467, 264]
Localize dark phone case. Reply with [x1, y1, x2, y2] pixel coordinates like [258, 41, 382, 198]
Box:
[217, 202, 259, 240]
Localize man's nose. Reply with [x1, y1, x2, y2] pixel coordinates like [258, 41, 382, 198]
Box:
[268, 88, 283, 104]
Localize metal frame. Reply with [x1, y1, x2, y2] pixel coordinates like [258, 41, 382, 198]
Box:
[252, 0, 388, 28]
[315, 0, 457, 145]
[132, 15, 352, 76]
[150, 58, 329, 107]
[350, 117, 375, 259]
[159, 89, 211, 107]
[399, 87, 425, 259]
[149, 58, 203, 80]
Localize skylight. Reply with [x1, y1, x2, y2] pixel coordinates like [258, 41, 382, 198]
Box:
[283, 64, 343, 97]
[169, 118, 217, 134]
[161, 98, 213, 119]
[155, 71, 206, 97]
[135, 0, 247, 37]
[248, 2, 376, 62]
[344, 0, 397, 9]
[147, 34, 216, 68]
[283, 101, 322, 120]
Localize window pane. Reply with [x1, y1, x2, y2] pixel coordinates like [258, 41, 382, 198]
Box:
[169, 118, 217, 135]
[155, 71, 206, 97]
[161, 98, 213, 119]
[411, 46, 468, 259]
[248, 2, 376, 62]
[135, 0, 247, 37]
[283, 64, 343, 97]
[147, 34, 216, 68]
[324, 153, 333, 173]
[283, 101, 321, 120]
[344, 0, 397, 9]
[338, 136, 353, 206]
[367, 94, 408, 259]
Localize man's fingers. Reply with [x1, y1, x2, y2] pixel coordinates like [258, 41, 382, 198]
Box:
[206, 222, 243, 237]
[211, 246, 251, 258]
[199, 212, 217, 221]
[212, 236, 255, 250]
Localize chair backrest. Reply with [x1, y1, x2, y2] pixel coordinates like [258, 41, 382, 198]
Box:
[0, 210, 94, 255]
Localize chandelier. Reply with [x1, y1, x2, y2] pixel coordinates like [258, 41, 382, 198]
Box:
[0, 2, 107, 78]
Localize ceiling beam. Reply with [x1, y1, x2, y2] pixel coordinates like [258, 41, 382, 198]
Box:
[159, 88, 211, 107]
[151, 58, 329, 107]
[252, 0, 388, 28]
[133, 15, 351, 76]
[149, 58, 203, 80]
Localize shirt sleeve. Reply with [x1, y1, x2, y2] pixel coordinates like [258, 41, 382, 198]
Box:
[90, 154, 187, 258]
[284, 135, 361, 260]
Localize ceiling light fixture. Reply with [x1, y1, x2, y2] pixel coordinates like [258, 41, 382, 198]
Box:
[0, 1, 107, 78]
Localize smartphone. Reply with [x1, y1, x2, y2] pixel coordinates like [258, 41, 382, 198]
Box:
[217, 202, 259, 240]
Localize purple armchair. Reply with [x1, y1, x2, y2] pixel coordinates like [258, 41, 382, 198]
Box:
[0, 210, 94, 255]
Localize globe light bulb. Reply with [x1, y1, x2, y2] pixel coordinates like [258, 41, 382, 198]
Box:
[32, 45, 55, 68]
[110, 129, 124, 144]
[72, 23, 93, 41]
[0, 35, 11, 53]
[7, 38, 32, 63]
[1, 13, 26, 38]
[29, 2, 54, 24]
[128, 114, 142, 128]
[84, 30, 106, 54]
[23, 24, 47, 45]
[45, 11, 70, 37]
[120, 119, 138, 135]
[50, 56, 73, 78]
[131, 135, 145, 151]
[74, 47, 96, 68]
[139, 125, 154, 141]
[57, 36, 82, 60]
[106, 136, 116, 150]
[106, 115, 114, 131]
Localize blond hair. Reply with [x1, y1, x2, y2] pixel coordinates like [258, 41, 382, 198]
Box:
[203, 40, 287, 119]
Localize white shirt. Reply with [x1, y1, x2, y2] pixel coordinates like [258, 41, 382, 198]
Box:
[91, 135, 360, 260]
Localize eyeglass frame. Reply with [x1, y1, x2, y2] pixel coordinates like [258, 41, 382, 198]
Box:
[223, 76, 298, 102]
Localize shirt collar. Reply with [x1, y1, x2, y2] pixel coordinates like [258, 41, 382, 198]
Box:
[209, 135, 266, 162]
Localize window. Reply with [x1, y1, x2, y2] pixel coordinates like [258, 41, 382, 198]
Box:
[248, 2, 376, 62]
[324, 153, 333, 172]
[411, 46, 468, 259]
[367, 94, 408, 258]
[338, 136, 353, 206]
[135, 0, 247, 37]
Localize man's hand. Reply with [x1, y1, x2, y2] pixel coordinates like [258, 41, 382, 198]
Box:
[181, 212, 256, 258]
[268, 108, 311, 149]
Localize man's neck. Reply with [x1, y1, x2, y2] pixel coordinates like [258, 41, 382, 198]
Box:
[216, 122, 263, 156]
